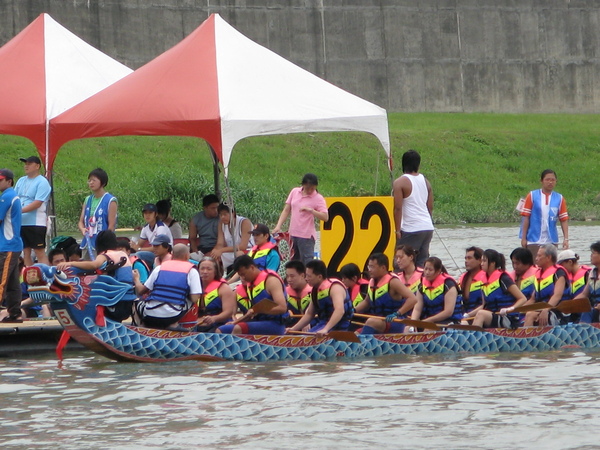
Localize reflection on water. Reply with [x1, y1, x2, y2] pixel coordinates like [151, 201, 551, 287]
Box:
[2, 225, 600, 448]
[2, 350, 600, 449]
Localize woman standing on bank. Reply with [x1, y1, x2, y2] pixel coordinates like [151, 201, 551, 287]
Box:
[273, 173, 329, 265]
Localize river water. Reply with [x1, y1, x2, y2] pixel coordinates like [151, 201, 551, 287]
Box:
[2, 224, 600, 449]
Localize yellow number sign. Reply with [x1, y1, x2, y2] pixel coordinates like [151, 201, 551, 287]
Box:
[321, 196, 395, 274]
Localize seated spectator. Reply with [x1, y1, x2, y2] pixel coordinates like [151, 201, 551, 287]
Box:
[152, 234, 173, 267]
[248, 224, 280, 272]
[189, 194, 220, 259]
[116, 237, 150, 284]
[210, 203, 253, 274]
[133, 243, 202, 330]
[157, 199, 183, 239]
[57, 230, 136, 322]
[131, 203, 173, 253]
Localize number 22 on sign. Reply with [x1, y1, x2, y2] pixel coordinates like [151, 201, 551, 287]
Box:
[321, 197, 394, 274]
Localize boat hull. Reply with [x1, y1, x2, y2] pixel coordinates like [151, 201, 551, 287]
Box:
[53, 305, 600, 363]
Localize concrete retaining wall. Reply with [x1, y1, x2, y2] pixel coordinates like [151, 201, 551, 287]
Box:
[1, 0, 599, 112]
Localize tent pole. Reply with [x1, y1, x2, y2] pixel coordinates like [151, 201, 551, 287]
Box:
[223, 172, 238, 258]
[47, 169, 57, 239]
[209, 145, 221, 200]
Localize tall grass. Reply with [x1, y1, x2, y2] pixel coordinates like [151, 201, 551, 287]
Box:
[1, 113, 599, 231]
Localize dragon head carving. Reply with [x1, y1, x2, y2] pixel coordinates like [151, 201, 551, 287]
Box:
[25, 264, 130, 311]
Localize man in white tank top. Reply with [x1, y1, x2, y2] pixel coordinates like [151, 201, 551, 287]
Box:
[392, 150, 434, 267]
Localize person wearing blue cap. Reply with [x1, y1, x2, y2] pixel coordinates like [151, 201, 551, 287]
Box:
[0, 169, 24, 323]
[131, 203, 173, 253]
[151, 234, 173, 267]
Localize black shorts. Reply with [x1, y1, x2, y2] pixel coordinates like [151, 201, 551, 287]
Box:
[21, 226, 47, 249]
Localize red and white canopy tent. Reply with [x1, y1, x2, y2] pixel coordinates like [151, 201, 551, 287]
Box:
[0, 13, 133, 172]
[50, 13, 392, 185]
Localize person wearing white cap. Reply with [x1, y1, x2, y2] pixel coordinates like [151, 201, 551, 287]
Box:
[557, 249, 591, 300]
[0, 169, 24, 323]
[15, 156, 51, 265]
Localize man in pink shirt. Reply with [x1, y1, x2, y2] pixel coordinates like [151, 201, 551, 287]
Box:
[273, 173, 329, 264]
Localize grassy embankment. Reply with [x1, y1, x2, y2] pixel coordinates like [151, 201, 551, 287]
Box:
[1, 113, 598, 232]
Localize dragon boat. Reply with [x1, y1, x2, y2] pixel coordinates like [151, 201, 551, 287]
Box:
[24, 264, 600, 363]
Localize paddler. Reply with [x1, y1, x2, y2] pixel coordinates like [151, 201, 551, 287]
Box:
[394, 244, 423, 295]
[574, 241, 600, 323]
[411, 257, 462, 326]
[196, 256, 236, 332]
[217, 255, 288, 335]
[458, 247, 486, 323]
[340, 263, 369, 309]
[284, 260, 312, 316]
[287, 259, 353, 337]
[508, 247, 537, 300]
[472, 249, 527, 329]
[356, 253, 417, 334]
[523, 244, 571, 326]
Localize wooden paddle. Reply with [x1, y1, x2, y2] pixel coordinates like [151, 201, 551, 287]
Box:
[354, 313, 441, 331]
[504, 298, 590, 315]
[507, 302, 552, 314]
[232, 299, 278, 325]
[556, 297, 591, 314]
[287, 330, 361, 343]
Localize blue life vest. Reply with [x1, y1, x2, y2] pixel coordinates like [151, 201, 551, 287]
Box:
[398, 268, 423, 295]
[246, 269, 289, 323]
[202, 278, 227, 316]
[509, 266, 537, 300]
[80, 192, 117, 258]
[286, 284, 312, 314]
[569, 265, 591, 297]
[458, 270, 486, 313]
[313, 278, 353, 330]
[534, 265, 571, 303]
[421, 273, 461, 321]
[520, 190, 563, 243]
[147, 260, 195, 306]
[248, 242, 278, 271]
[369, 273, 405, 316]
[236, 283, 251, 313]
[482, 270, 516, 313]
[588, 268, 600, 306]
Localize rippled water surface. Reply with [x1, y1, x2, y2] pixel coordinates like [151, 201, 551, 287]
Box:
[2, 351, 600, 449]
[3, 225, 600, 449]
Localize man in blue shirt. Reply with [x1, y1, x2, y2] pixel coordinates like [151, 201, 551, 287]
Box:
[0, 169, 24, 322]
[15, 156, 51, 265]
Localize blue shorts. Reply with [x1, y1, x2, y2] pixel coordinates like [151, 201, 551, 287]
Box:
[217, 320, 285, 335]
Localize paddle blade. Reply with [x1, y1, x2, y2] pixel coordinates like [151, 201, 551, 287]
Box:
[328, 331, 361, 343]
[556, 297, 591, 314]
[252, 299, 277, 315]
[399, 319, 440, 331]
[512, 302, 552, 314]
